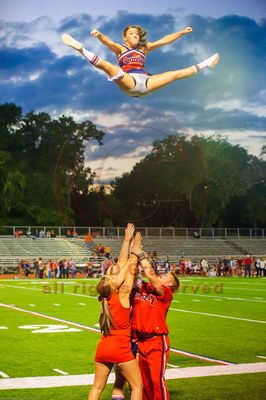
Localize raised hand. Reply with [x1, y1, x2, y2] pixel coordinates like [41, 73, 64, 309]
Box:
[131, 232, 143, 255]
[91, 29, 100, 37]
[184, 26, 193, 33]
[124, 223, 135, 241]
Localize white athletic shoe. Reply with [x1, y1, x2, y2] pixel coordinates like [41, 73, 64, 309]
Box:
[207, 53, 219, 68]
[61, 34, 83, 51]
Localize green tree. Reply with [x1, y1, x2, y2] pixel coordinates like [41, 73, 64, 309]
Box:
[0, 103, 104, 225]
[108, 134, 265, 227]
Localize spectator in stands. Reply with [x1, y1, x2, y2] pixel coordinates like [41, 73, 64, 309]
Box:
[150, 251, 158, 273]
[50, 229, 56, 238]
[244, 254, 253, 278]
[96, 243, 105, 256]
[185, 257, 192, 275]
[33, 258, 39, 278]
[84, 232, 92, 248]
[231, 258, 237, 276]
[254, 258, 261, 277]
[66, 229, 73, 238]
[53, 260, 59, 278]
[64, 259, 70, 278]
[193, 230, 200, 238]
[26, 228, 32, 238]
[163, 256, 171, 274]
[70, 259, 77, 278]
[35, 229, 39, 238]
[73, 229, 79, 238]
[39, 258, 44, 278]
[104, 245, 111, 259]
[200, 257, 208, 276]
[85, 261, 94, 278]
[39, 229, 45, 238]
[46, 260, 53, 278]
[179, 257, 185, 275]
[46, 230, 51, 238]
[260, 258, 265, 277]
[14, 229, 23, 238]
[222, 256, 230, 276]
[216, 257, 222, 276]
[23, 260, 31, 278]
[58, 259, 63, 278]
[237, 257, 243, 277]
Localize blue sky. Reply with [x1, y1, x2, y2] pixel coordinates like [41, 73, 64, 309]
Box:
[1, 0, 265, 182]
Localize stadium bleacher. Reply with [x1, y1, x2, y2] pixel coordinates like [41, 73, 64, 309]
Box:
[0, 233, 265, 274]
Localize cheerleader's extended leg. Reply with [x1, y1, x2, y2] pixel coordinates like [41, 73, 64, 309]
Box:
[61, 34, 135, 91]
[147, 53, 219, 93]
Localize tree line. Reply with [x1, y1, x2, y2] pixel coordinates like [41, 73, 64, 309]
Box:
[0, 103, 265, 228]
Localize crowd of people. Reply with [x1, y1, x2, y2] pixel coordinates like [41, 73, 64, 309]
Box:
[17, 258, 78, 279]
[16, 253, 265, 280]
[199, 255, 266, 278]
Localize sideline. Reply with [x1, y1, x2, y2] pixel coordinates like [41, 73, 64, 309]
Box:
[1, 363, 266, 390]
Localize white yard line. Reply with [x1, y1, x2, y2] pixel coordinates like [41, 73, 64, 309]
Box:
[223, 287, 266, 292]
[53, 369, 69, 376]
[0, 284, 97, 300]
[175, 294, 266, 303]
[167, 363, 179, 368]
[170, 348, 232, 365]
[257, 356, 266, 359]
[0, 327, 8, 330]
[170, 307, 266, 324]
[1, 363, 266, 390]
[0, 372, 9, 378]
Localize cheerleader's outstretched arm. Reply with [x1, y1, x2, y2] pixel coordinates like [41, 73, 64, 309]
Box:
[91, 29, 124, 55]
[146, 26, 193, 51]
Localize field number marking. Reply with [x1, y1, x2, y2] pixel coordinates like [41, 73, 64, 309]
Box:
[19, 324, 82, 333]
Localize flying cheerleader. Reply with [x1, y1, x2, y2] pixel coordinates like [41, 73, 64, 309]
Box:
[61, 25, 219, 98]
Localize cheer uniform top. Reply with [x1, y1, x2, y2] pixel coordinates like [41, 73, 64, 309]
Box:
[131, 281, 173, 339]
[95, 292, 134, 364]
[118, 45, 150, 75]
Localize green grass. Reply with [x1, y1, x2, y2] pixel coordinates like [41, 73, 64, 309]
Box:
[0, 276, 265, 398]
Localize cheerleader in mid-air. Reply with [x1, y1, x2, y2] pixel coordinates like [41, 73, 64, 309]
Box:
[61, 24, 219, 98]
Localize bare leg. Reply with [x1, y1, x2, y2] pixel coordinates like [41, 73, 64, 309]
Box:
[61, 33, 135, 91]
[118, 359, 143, 400]
[147, 66, 197, 92]
[147, 52, 219, 93]
[112, 365, 127, 398]
[88, 362, 113, 400]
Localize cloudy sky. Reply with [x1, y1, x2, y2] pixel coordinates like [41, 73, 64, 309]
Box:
[1, 0, 265, 182]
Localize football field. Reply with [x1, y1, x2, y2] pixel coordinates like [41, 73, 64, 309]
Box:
[0, 277, 266, 399]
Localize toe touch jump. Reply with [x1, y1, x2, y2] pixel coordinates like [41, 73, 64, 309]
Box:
[61, 25, 219, 98]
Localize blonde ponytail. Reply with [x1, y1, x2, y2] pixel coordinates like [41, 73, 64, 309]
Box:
[97, 276, 113, 336]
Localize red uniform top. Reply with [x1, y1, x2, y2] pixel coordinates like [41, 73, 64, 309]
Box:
[244, 257, 252, 265]
[107, 292, 131, 336]
[131, 281, 173, 336]
[118, 45, 149, 75]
